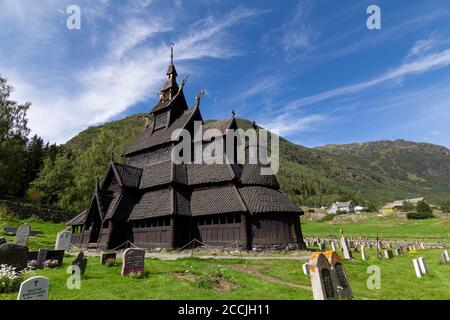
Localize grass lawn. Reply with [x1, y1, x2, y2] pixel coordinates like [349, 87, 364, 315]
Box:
[301, 215, 450, 242]
[1, 249, 449, 300]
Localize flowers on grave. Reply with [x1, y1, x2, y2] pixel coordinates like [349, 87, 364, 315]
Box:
[44, 259, 60, 268]
[0, 264, 34, 294]
[27, 260, 38, 269]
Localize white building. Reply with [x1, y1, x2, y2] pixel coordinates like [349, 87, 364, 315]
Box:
[327, 201, 355, 214]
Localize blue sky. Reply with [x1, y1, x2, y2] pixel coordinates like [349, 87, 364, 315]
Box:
[1, 0, 450, 148]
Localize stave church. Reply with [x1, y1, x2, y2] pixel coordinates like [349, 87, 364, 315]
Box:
[67, 49, 305, 250]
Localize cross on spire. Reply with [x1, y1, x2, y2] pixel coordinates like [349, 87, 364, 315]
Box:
[170, 42, 174, 65]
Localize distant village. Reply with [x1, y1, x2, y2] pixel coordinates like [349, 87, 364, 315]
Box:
[303, 197, 442, 216]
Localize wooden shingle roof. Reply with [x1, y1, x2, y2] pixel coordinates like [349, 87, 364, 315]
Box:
[190, 185, 247, 216]
[139, 161, 174, 189]
[238, 186, 303, 215]
[186, 163, 236, 185]
[66, 211, 87, 226]
[239, 164, 280, 189]
[129, 187, 173, 220]
[112, 163, 143, 189]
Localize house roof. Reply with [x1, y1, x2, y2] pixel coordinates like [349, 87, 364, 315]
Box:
[129, 187, 174, 220]
[66, 211, 87, 226]
[330, 201, 353, 208]
[238, 164, 280, 189]
[186, 163, 236, 185]
[382, 197, 425, 209]
[112, 162, 143, 189]
[190, 185, 247, 216]
[139, 161, 174, 189]
[124, 106, 198, 156]
[238, 186, 303, 215]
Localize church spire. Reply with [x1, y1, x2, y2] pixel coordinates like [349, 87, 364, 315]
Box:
[160, 43, 178, 102]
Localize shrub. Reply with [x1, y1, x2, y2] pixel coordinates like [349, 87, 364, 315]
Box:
[44, 259, 60, 268]
[24, 187, 44, 204]
[0, 264, 34, 294]
[416, 200, 433, 215]
[407, 211, 434, 220]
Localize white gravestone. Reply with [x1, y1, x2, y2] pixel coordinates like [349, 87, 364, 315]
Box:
[340, 234, 352, 260]
[14, 223, 30, 246]
[325, 250, 353, 300]
[417, 257, 427, 275]
[384, 250, 394, 259]
[361, 245, 367, 261]
[331, 242, 337, 251]
[55, 230, 72, 251]
[412, 259, 422, 278]
[302, 263, 310, 275]
[444, 250, 450, 263]
[309, 253, 336, 300]
[17, 276, 49, 300]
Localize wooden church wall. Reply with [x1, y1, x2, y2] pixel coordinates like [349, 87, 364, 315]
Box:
[192, 213, 245, 246]
[250, 213, 299, 246]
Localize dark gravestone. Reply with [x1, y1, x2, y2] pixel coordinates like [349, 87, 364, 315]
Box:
[45, 250, 65, 266]
[101, 251, 117, 265]
[36, 249, 48, 269]
[28, 251, 38, 262]
[72, 251, 87, 275]
[0, 243, 29, 270]
[0, 237, 6, 245]
[30, 231, 44, 237]
[121, 248, 145, 276]
[321, 268, 335, 300]
[3, 226, 17, 236]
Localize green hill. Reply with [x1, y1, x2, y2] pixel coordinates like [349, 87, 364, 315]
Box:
[63, 115, 450, 209]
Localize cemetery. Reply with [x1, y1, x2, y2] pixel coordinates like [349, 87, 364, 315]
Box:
[0, 214, 449, 300]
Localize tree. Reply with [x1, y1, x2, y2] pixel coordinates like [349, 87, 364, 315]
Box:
[402, 200, 415, 212]
[31, 154, 74, 204]
[0, 76, 30, 195]
[440, 198, 450, 213]
[416, 200, 433, 215]
[24, 134, 45, 189]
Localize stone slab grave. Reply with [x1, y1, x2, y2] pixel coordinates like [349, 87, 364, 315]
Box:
[331, 242, 337, 251]
[302, 262, 310, 275]
[121, 248, 145, 276]
[417, 257, 427, 275]
[36, 248, 48, 269]
[0, 243, 28, 271]
[412, 259, 423, 278]
[55, 229, 72, 251]
[101, 251, 117, 265]
[361, 245, 367, 261]
[17, 276, 49, 300]
[443, 250, 450, 263]
[308, 252, 336, 300]
[394, 248, 401, 256]
[339, 232, 353, 260]
[318, 243, 326, 251]
[72, 251, 87, 275]
[14, 223, 30, 246]
[384, 249, 394, 259]
[45, 249, 65, 266]
[324, 250, 353, 300]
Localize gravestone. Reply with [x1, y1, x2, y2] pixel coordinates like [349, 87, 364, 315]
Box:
[36, 249, 48, 269]
[384, 250, 394, 259]
[14, 223, 30, 246]
[443, 250, 450, 263]
[331, 242, 337, 251]
[121, 248, 145, 276]
[304, 239, 309, 247]
[101, 251, 117, 265]
[0, 237, 6, 245]
[394, 248, 401, 256]
[55, 230, 72, 251]
[302, 262, 310, 275]
[72, 251, 87, 275]
[308, 252, 336, 300]
[17, 276, 49, 300]
[340, 234, 352, 260]
[417, 257, 427, 275]
[361, 245, 367, 261]
[0, 243, 28, 271]
[27, 251, 38, 262]
[319, 243, 326, 251]
[324, 250, 353, 300]
[3, 226, 17, 236]
[412, 259, 423, 278]
[45, 250, 65, 266]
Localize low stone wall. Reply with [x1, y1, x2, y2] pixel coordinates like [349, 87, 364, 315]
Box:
[0, 200, 73, 223]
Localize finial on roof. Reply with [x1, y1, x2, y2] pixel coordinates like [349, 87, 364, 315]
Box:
[170, 42, 174, 65]
[252, 120, 257, 130]
[179, 74, 189, 91]
[194, 87, 206, 109]
[232, 110, 236, 118]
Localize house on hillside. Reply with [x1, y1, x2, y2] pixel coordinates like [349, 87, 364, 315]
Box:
[380, 197, 441, 215]
[327, 201, 355, 214]
[354, 206, 368, 213]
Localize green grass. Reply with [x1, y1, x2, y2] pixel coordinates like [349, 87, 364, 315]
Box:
[301, 215, 450, 242]
[1, 250, 449, 300]
[0, 215, 65, 250]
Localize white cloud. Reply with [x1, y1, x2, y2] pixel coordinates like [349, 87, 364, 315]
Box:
[1, 4, 263, 144]
[259, 113, 328, 136]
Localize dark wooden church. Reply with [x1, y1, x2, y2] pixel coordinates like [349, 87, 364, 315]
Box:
[67, 50, 305, 250]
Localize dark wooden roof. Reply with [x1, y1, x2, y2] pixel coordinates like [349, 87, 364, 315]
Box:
[66, 210, 87, 226]
[124, 106, 198, 156]
[151, 88, 187, 113]
[129, 187, 173, 220]
[112, 163, 143, 188]
[186, 163, 236, 185]
[190, 185, 247, 216]
[139, 161, 173, 189]
[238, 186, 303, 215]
[239, 164, 280, 189]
